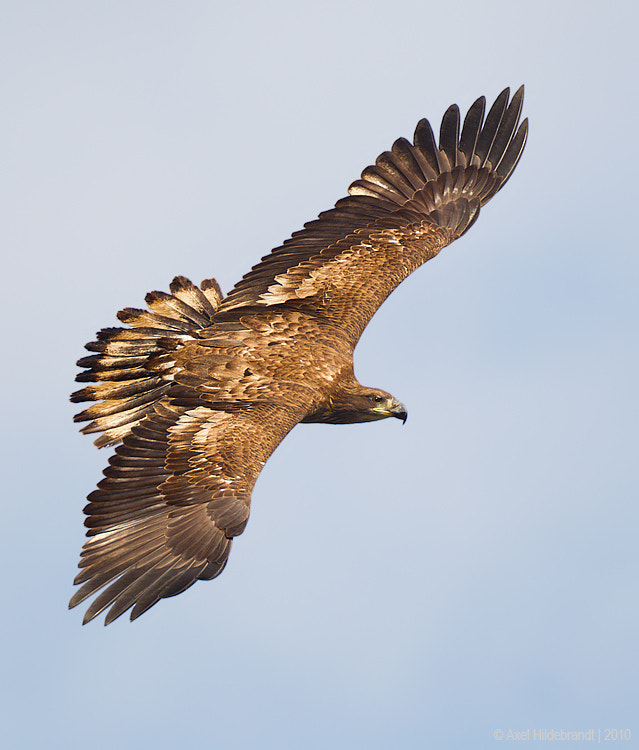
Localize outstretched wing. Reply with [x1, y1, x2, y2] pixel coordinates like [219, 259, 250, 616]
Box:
[71, 278, 315, 624]
[220, 87, 528, 344]
[70, 397, 307, 624]
[71, 88, 529, 624]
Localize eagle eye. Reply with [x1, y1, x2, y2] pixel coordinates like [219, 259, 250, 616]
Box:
[370, 395, 384, 404]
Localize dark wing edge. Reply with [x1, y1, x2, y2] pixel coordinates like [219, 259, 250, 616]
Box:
[70, 400, 305, 625]
[220, 86, 528, 311]
[70, 402, 234, 625]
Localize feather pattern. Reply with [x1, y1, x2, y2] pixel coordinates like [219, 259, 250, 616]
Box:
[71, 88, 528, 623]
[219, 86, 528, 344]
[71, 276, 220, 447]
[71, 399, 308, 624]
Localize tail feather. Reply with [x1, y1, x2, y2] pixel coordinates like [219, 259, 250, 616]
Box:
[72, 276, 221, 448]
[169, 275, 222, 317]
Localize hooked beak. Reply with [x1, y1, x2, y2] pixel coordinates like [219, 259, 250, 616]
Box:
[390, 400, 408, 424]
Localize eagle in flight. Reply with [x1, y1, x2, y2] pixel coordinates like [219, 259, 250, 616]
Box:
[70, 87, 528, 624]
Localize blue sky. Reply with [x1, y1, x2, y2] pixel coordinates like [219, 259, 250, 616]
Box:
[2, 2, 637, 748]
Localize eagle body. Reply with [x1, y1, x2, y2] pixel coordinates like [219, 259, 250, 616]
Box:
[71, 88, 528, 624]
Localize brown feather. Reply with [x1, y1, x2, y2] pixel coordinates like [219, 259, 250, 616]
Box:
[70, 88, 528, 623]
[219, 88, 528, 336]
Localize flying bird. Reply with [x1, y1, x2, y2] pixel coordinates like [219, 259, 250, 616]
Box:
[70, 87, 528, 624]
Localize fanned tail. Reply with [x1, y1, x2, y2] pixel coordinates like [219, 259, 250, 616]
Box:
[71, 276, 223, 447]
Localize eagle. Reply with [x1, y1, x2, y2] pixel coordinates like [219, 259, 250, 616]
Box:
[70, 87, 528, 624]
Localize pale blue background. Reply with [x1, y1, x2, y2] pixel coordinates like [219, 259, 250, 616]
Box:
[2, 1, 637, 748]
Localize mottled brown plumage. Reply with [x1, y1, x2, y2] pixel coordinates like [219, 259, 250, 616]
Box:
[71, 87, 528, 624]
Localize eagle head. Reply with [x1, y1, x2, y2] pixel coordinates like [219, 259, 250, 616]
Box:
[302, 388, 407, 425]
[351, 390, 408, 424]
